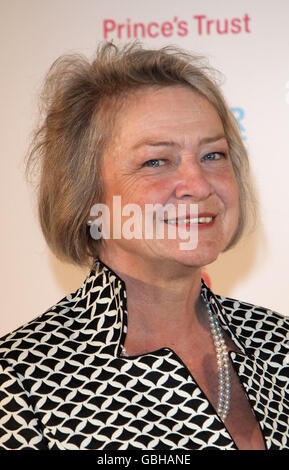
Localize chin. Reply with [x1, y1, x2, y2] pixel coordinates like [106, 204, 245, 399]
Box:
[159, 240, 221, 269]
[186, 229, 237, 266]
[176, 250, 220, 269]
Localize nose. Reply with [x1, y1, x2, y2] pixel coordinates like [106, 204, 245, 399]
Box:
[174, 159, 214, 202]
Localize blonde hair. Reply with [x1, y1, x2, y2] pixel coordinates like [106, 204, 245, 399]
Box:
[26, 42, 256, 266]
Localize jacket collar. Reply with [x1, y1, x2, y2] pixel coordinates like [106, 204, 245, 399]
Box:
[83, 258, 248, 356]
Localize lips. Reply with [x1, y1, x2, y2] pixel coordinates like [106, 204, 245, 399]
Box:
[163, 213, 216, 226]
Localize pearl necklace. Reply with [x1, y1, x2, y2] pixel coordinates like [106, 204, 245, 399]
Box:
[121, 295, 231, 421]
[203, 296, 231, 421]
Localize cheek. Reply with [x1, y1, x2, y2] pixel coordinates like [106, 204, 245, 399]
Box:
[217, 169, 239, 207]
[101, 166, 136, 205]
[223, 178, 240, 231]
[122, 176, 173, 206]
[229, 178, 239, 210]
[143, 178, 173, 203]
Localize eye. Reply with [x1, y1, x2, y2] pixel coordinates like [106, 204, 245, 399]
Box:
[202, 152, 226, 162]
[143, 159, 166, 168]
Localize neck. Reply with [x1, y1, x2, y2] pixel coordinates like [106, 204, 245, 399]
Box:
[99, 247, 206, 345]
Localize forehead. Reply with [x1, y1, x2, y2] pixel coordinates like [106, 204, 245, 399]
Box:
[111, 85, 224, 150]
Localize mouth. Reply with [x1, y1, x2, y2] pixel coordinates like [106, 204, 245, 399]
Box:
[162, 214, 216, 226]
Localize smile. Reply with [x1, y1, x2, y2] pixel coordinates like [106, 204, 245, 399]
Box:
[163, 216, 214, 225]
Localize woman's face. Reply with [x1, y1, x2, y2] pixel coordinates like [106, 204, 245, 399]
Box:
[98, 86, 239, 271]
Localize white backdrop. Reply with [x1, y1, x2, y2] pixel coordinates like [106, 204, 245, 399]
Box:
[1, 0, 289, 337]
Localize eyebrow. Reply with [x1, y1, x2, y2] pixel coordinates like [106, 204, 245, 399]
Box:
[199, 134, 227, 145]
[132, 134, 227, 150]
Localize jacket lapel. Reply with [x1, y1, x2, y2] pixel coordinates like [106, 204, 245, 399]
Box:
[230, 350, 289, 449]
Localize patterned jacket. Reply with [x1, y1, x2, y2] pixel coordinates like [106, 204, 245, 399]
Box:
[0, 260, 289, 450]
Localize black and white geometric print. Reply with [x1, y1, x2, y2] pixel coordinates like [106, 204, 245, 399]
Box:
[0, 260, 289, 450]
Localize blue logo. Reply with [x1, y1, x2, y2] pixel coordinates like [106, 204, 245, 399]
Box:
[230, 107, 247, 142]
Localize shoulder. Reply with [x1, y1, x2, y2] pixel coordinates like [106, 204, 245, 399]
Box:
[0, 283, 85, 362]
[0, 261, 123, 365]
[217, 293, 288, 327]
[0, 262, 125, 366]
[216, 293, 289, 353]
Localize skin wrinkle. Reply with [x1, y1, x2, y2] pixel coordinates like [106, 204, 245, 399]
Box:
[101, 97, 238, 277]
[100, 84, 239, 313]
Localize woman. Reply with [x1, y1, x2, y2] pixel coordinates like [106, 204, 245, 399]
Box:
[0, 43, 288, 451]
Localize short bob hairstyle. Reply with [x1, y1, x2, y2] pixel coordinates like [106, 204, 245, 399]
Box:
[26, 42, 256, 266]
